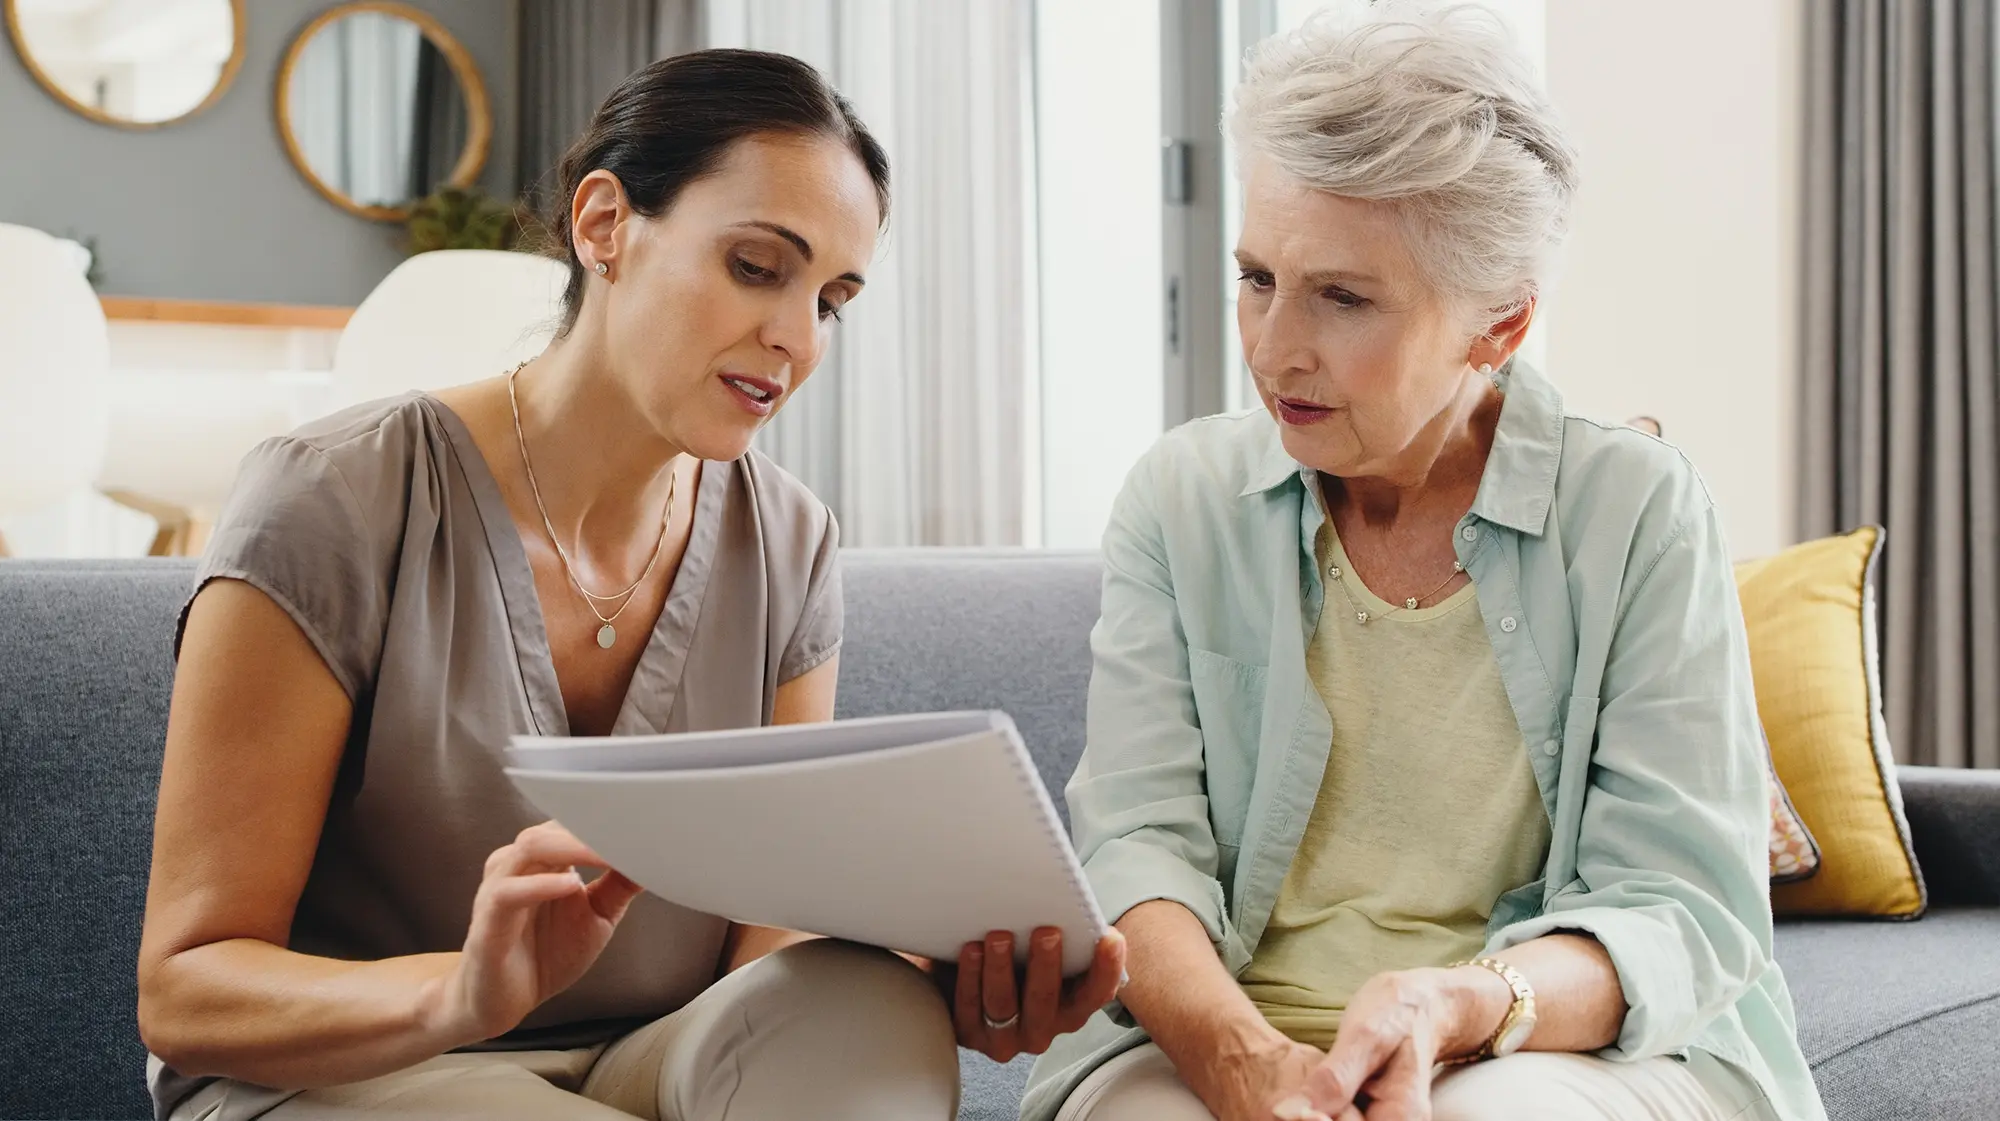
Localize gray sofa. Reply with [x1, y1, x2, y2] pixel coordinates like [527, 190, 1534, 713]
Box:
[3, 553, 1998, 1121]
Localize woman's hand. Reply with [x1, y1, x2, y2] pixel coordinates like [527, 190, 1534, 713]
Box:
[1196, 1037, 1326, 1121]
[944, 927, 1127, 1062]
[423, 822, 646, 1046]
[1274, 966, 1500, 1120]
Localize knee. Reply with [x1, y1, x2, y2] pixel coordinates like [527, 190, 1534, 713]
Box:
[750, 939, 955, 1050]
[1430, 1053, 1571, 1121]
[682, 941, 959, 1119]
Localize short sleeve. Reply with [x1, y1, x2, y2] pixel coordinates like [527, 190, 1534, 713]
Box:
[176, 436, 393, 702]
[777, 506, 842, 683]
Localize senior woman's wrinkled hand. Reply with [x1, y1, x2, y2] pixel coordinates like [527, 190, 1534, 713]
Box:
[942, 927, 1128, 1063]
[1272, 965, 1500, 1121]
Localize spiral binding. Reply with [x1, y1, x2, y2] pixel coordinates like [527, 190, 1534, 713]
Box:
[992, 713, 1109, 959]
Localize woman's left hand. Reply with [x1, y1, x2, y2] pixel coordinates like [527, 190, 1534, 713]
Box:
[944, 927, 1127, 1062]
[1274, 966, 1489, 1121]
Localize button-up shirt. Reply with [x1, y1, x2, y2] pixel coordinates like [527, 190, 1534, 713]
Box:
[1020, 363, 1824, 1121]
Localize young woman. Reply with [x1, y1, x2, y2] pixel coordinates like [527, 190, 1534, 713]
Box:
[138, 50, 1123, 1121]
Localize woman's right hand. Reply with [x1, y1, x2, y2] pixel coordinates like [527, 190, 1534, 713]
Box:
[1199, 1037, 1337, 1121]
[424, 821, 645, 1045]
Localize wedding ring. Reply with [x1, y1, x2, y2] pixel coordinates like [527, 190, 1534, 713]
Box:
[982, 1011, 1020, 1032]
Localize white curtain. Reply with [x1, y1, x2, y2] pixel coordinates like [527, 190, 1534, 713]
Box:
[704, 0, 1036, 546]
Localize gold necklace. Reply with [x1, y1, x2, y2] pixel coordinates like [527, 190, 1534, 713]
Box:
[508, 363, 677, 650]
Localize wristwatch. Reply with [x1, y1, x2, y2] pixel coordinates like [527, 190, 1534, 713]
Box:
[1441, 956, 1537, 1065]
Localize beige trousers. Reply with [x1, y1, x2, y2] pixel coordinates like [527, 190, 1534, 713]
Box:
[1056, 1043, 1775, 1121]
[172, 940, 960, 1121]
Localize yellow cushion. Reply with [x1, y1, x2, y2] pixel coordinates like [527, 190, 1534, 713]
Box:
[1736, 527, 1925, 918]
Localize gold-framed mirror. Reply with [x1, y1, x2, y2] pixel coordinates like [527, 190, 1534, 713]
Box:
[3, 0, 245, 129]
[275, 1, 491, 222]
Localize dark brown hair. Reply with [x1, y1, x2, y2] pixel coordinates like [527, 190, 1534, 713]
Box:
[546, 49, 891, 334]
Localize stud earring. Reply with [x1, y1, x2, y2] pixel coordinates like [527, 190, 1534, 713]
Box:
[594, 261, 610, 277]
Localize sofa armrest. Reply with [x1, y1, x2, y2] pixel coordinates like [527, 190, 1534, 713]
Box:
[1900, 765, 2000, 907]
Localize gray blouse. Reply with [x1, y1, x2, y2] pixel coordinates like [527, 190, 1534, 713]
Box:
[152, 393, 842, 1118]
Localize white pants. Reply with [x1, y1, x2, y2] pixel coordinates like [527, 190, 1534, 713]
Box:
[1056, 1043, 1774, 1121]
[172, 940, 961, 1121]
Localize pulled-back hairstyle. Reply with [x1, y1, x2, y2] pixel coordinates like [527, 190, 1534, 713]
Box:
[545, 49, 891, 334]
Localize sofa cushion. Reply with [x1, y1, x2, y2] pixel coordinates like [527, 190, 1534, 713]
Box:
[0, 560, 191, 1121]
[1775, 909, 2000, 1120]
[838, 550, 1101, 825]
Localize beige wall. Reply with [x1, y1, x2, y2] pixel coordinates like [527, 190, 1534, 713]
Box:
[1543, 0, 1803, 558]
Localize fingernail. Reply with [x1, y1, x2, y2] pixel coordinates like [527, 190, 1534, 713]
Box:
[1273, 1097, 1318, 1121]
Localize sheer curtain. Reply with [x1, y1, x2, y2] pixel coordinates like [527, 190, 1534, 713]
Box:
[704, 0, 1037, 546]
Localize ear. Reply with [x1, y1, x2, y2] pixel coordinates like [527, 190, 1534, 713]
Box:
[1466, 295, 1536, 371]
[569, 170, 628, 276]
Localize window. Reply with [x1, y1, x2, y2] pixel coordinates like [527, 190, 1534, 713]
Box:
[1033, 0, 1164, 549]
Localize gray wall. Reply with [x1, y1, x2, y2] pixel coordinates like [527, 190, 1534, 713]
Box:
[0, 1, 519, 307]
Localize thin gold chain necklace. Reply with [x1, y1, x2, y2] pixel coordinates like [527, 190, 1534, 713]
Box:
[507, 362, 677, 649]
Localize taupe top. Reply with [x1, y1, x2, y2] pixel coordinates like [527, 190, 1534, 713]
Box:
[152, 394, 841, 1117]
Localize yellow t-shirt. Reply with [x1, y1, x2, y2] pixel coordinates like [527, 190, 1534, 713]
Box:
[1240, 521, 1552, 1049]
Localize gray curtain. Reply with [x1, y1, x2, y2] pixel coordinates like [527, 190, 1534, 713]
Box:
[516, 0, 701, 210]
[1801, 0, 2000, 769]
[411, 38, 469, 199]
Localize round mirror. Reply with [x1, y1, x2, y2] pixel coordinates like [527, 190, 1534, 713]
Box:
[276, 2, 491, 222]
[3, 0, 244, 129]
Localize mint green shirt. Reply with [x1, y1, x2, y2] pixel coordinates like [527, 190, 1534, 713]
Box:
[1020, 363, 1824, 1121]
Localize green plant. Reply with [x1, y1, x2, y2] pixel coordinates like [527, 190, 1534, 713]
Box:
[405, 185, 542, 255]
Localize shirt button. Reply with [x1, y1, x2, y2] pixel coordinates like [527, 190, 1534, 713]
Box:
[1543, 738, 1560, 757]
[1461, 525, 1478, 542]
[1500, 616, 1518, 633]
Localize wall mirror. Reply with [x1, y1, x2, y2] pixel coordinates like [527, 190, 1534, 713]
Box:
[4, 0, 244, 128]
[276, 2, 491, 222]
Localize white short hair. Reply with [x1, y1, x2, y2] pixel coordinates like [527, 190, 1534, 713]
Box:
[1230, 1, 1578, 326]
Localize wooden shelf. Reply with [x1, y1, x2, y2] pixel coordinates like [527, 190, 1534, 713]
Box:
[100, 296, 353, 330]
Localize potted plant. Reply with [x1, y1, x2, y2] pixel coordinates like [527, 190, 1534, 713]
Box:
[404, 186, 546, 255]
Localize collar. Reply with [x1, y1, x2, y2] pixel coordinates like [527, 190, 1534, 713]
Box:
[1236, 360, 1566, 537]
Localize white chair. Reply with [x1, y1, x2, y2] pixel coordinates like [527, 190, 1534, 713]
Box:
[329, 249, 570, 409]
[0, 224, 111, 557]
[96, 368, 306, 556]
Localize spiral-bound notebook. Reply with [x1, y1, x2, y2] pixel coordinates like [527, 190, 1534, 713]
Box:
[504, 711, 1108, 975]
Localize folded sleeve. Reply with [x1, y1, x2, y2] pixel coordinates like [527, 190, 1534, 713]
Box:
[177, 437, 393, 702]
[1489, 502, 1774, 1061]
[1066, 450, 1238, 959]
[778, 504, 842, 683]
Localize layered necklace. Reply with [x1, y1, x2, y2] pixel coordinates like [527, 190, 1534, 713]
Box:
[508, 363, 677, 649]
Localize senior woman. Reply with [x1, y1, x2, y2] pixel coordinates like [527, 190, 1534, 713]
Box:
[1022, 7, 1823, 1121]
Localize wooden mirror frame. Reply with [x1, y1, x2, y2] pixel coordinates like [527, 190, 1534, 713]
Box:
[3, 0, 247, 130]
[275, 1, 492, 223]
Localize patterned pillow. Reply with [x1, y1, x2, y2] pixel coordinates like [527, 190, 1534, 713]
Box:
[1766, 750, 1821, 884]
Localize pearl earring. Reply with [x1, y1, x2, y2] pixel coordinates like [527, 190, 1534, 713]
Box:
[594, 261, 610, 277]
[1478, 362, 1494, 375]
